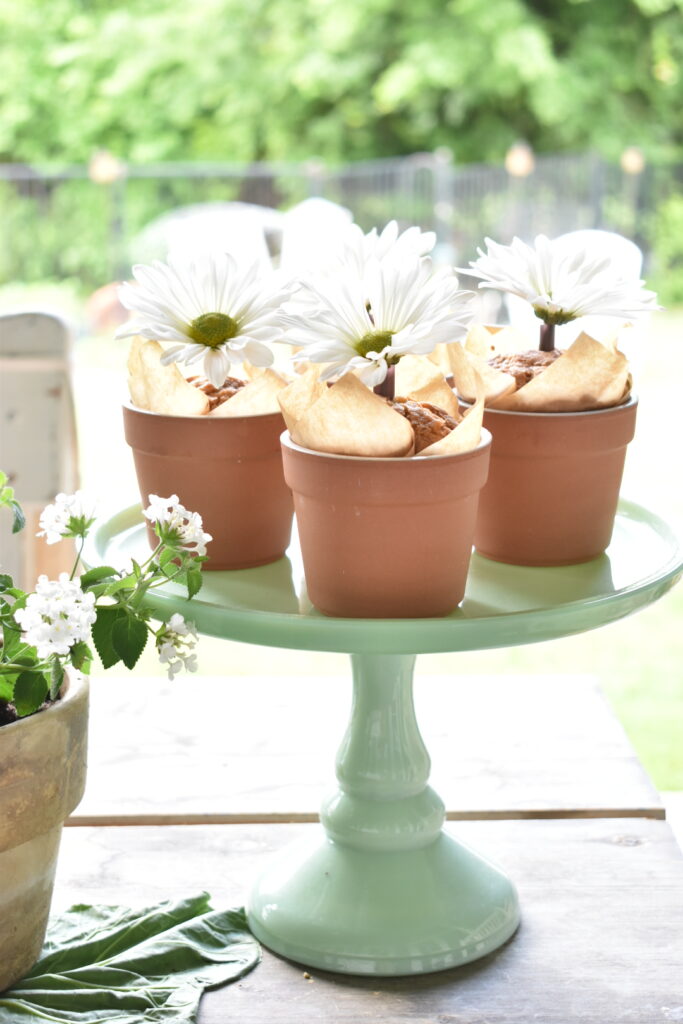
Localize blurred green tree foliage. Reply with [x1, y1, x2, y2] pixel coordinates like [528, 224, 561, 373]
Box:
[1, 0, 682, 166]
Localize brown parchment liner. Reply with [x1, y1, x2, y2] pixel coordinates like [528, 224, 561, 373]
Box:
[127, 337, 288, 416]
[278, 358, 484, 458]
[441, 325, 632, 412]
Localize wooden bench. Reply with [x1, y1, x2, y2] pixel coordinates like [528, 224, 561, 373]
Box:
[73, 673, 663, 824]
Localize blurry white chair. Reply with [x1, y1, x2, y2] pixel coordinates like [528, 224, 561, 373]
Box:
[554, 229, 643, 279]
[133, 202, 278, 271]
[279, 198, 353, 275]
[0, 312, 78, 588]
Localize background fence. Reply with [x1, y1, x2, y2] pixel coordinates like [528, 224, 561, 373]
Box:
[1, 150, 681, 300]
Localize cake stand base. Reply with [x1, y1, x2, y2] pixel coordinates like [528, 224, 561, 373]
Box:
[248, 826, 519, 976]
[247, 652, 519, 976]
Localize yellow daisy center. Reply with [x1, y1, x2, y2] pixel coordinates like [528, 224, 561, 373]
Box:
[188, 312, 239, 348]
[354, 329, 394, 359]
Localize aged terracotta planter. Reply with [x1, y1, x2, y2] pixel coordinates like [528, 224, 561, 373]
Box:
[123, 402, 294, 570]
[282, 430, 492, 618]
[0, 674, 89, 992]
[474, 398, 638, 566]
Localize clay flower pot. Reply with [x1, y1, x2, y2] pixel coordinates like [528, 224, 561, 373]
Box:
[123, 403, 294, 570]
[0, 674, 89, 991]
[281, 430, 492, 618]
[474, 398, 638, 566]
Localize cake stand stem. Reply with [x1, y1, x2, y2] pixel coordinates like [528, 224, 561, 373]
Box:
[247, 652, 520, 975]
[321, 654, 444, 851]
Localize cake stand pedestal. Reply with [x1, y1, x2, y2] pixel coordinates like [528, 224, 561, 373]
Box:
[85, 500, 682, 976]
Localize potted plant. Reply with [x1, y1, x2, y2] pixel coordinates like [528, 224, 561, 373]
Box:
[0, 475, 208, 991]
[452, 234, 659, 565]
[117, 250, 295, 570]
[279, 224, 490, 618]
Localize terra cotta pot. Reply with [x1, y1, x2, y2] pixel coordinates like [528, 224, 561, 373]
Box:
[0, 673, 89, 992]
[281, 430, 492, 618]
[474, 398, 638, 566]
[123, 402, 294, 570]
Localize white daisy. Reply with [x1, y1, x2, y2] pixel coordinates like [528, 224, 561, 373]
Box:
[341, 219, 436, 276]
[464, 235, 659, 325]
[116, 251, 291, 388]
[285, 255, 473, 388]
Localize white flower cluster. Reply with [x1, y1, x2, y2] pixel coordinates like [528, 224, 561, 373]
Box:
[156, 613, 198, 680]
[37, 491, 96, 545]
[143, 494, 212, 557]
[14, 574, 96, 659]
[285, 220, 473, 386]
[465, 235, 659, 325]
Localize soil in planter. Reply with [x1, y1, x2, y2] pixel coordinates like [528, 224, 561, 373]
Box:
[390, 398, 462, 452]
[0, 698, 58, 728]
[488, 348, 563, 388]
[0, 700, 18, 726]
[186, 375, 247, 410]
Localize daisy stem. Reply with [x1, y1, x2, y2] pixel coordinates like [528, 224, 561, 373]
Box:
[373, 365, 396, 401]
[539, 322, 555, 352]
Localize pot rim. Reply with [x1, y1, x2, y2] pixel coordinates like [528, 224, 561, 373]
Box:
[122, 399, 284, 423]
[466, 394, 638, 418]
[281, 427, 492, 463]
[1, 671, 87, 735]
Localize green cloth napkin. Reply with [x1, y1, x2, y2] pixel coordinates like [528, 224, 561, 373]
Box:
[0, 892, 260, 1022]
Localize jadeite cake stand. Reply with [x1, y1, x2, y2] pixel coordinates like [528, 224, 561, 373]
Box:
[85, 500, 682, 977]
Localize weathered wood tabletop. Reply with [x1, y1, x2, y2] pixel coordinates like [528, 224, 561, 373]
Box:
[54, 818, 683, 1023]
[56, 670, 681, 1021]
[72, 673, 663, 825]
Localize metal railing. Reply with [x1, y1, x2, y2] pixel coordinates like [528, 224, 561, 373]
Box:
[0, 151, 674, 290]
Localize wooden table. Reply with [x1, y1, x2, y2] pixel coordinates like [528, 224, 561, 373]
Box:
[56, 671, 683, 1020]
[55, 818, 683, 1022]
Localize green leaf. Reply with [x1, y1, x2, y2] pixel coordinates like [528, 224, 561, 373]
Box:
[13, 671, 48, 717]
[111, 614, 148, 670]
[0, 677, 14, 702]
[131, 558, 143, 579]
[0, 627, 34, 663]
[69, 641, 92, 673]
[103, 576, 137, 596]
[0, 894, 260, 1022]
[11, 500, 26, 534]
[91, 606, 127, 669]
[79, 565, 119, 589]
[50, 658, 65, 700]
[186, 566, 203, 600]
[0, 574, 12, 592]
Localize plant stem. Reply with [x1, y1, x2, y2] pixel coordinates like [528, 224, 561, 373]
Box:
[373, 365, 396, 401]
[70, 536, 86, 581]
[142, 542, 164, 568]
[0, 660, 51, 674]
[539, 322, 555, 352]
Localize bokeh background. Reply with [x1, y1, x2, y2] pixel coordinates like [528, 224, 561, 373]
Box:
[1, 0, 681, 795]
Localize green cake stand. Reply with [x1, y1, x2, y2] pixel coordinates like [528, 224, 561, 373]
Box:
[85, 500, 682, 977]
